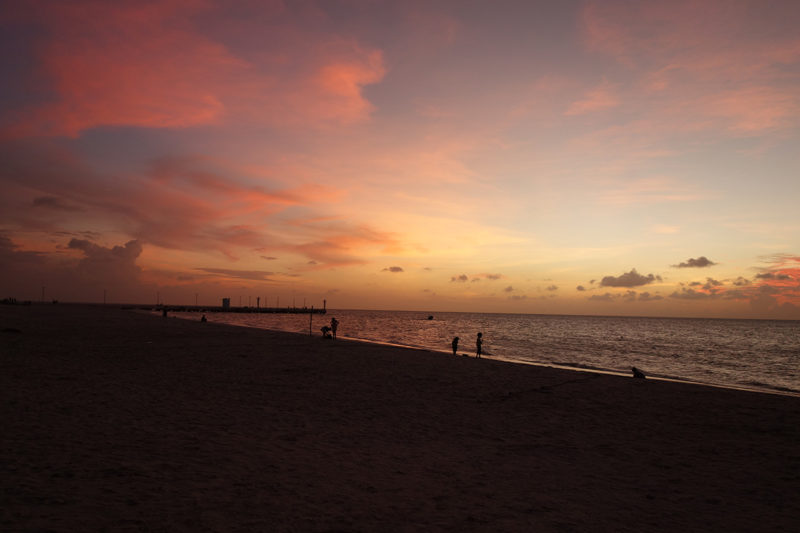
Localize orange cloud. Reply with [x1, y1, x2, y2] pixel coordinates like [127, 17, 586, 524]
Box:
[287, 221, 403, 269]
[597, 177, 704, 206]
[0, 142, 351, 260]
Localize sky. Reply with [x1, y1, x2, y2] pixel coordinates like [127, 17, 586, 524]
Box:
[1, 0, 799, 319]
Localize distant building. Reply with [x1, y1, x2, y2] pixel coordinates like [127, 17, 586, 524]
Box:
[222, 298, 230, 310]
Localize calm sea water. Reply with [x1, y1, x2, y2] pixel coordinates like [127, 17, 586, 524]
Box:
[172, 309, 800, 395]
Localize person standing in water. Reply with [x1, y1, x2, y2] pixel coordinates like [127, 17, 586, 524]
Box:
[330, 317, 339, 340]
[476, 332, 483, 358]
[451, 336, 459, 356]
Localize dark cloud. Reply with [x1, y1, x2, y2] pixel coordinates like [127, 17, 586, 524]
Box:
[722, 289, 748, 300]
[670, 288, 717, 300]
[0, 236, 151, 303]
[623, 290, 637, 301]
[451, 274, 468, 282]
[703, 278, 723, 291]
[509, 294, 527, 300]
[757, 284, 781, 295]
[194, 268, 274, 281]
[261, 256, 278, 260]
[307, 260, 318, 265]
[68, 239, 143, 279]
[53, 230, 102, 240]
[32, 196, 83, 212]
[755, 272, 791, 280]
[588, 292, 615, 302]
[732, 276, 750, 286]
[576, 285, 586, 291]
[546, 285, 558, 291]
[638, 292, 663, 301]
[504, 285, 514, 292]
[382, 266, 404, 273]
[0, 235, 41, 258]
[471, 273, 503, 281]
[599, 268, 661, 288]
[749, 290, 800, 318]
[673, 256, 717, 268]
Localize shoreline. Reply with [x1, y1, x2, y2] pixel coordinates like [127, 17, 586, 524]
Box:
[167, 310, 800, 399]
[3, 303, 799, 531]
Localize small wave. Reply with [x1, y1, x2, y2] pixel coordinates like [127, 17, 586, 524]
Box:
[739, 380, 800, 394]
[551, 361, 617, 373]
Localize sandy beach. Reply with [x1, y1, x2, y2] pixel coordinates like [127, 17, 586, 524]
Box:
[2, 304, 799, 532]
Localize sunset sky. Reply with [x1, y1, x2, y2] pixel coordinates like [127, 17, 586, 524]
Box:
[1, 0, 799, 319]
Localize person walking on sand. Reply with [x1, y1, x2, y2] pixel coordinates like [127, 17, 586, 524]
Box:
[330, 317, 339, 340]
[451, 336, 459, 356]
[476, 332, 483, 358]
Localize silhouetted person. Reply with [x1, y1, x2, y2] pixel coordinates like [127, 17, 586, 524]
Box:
[321, 325, 332, 339]
[452, 336, 459, 356]
[162, 308, 167, 318]
[476, 332, 483, 358]
[330, 317, 339, 340]
[200, 314, 207, 322]
[632, 366, 646, 379]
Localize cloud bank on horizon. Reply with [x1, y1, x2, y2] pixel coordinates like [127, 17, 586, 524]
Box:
[1, 0, 799, 318]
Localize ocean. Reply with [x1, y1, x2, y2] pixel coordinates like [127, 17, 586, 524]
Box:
[172, 309, 800, 395]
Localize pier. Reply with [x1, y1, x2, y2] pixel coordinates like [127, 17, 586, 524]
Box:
[150, 305, 327, 315]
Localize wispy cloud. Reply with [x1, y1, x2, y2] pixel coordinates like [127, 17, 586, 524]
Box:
[565, 80, 619, 116]
[195, 268, 274, 281]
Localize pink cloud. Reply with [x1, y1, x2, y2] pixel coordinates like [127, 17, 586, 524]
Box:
[565, 81, 619, 116]
[580, 0, 800, 136]
[3, 0, 386, 138]
[705, 86, 799, 134]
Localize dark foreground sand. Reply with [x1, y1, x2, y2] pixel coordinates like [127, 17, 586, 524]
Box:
[2, 304, 799, 532]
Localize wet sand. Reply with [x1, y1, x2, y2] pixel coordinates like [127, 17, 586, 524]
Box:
[2, 304, 799, 531]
